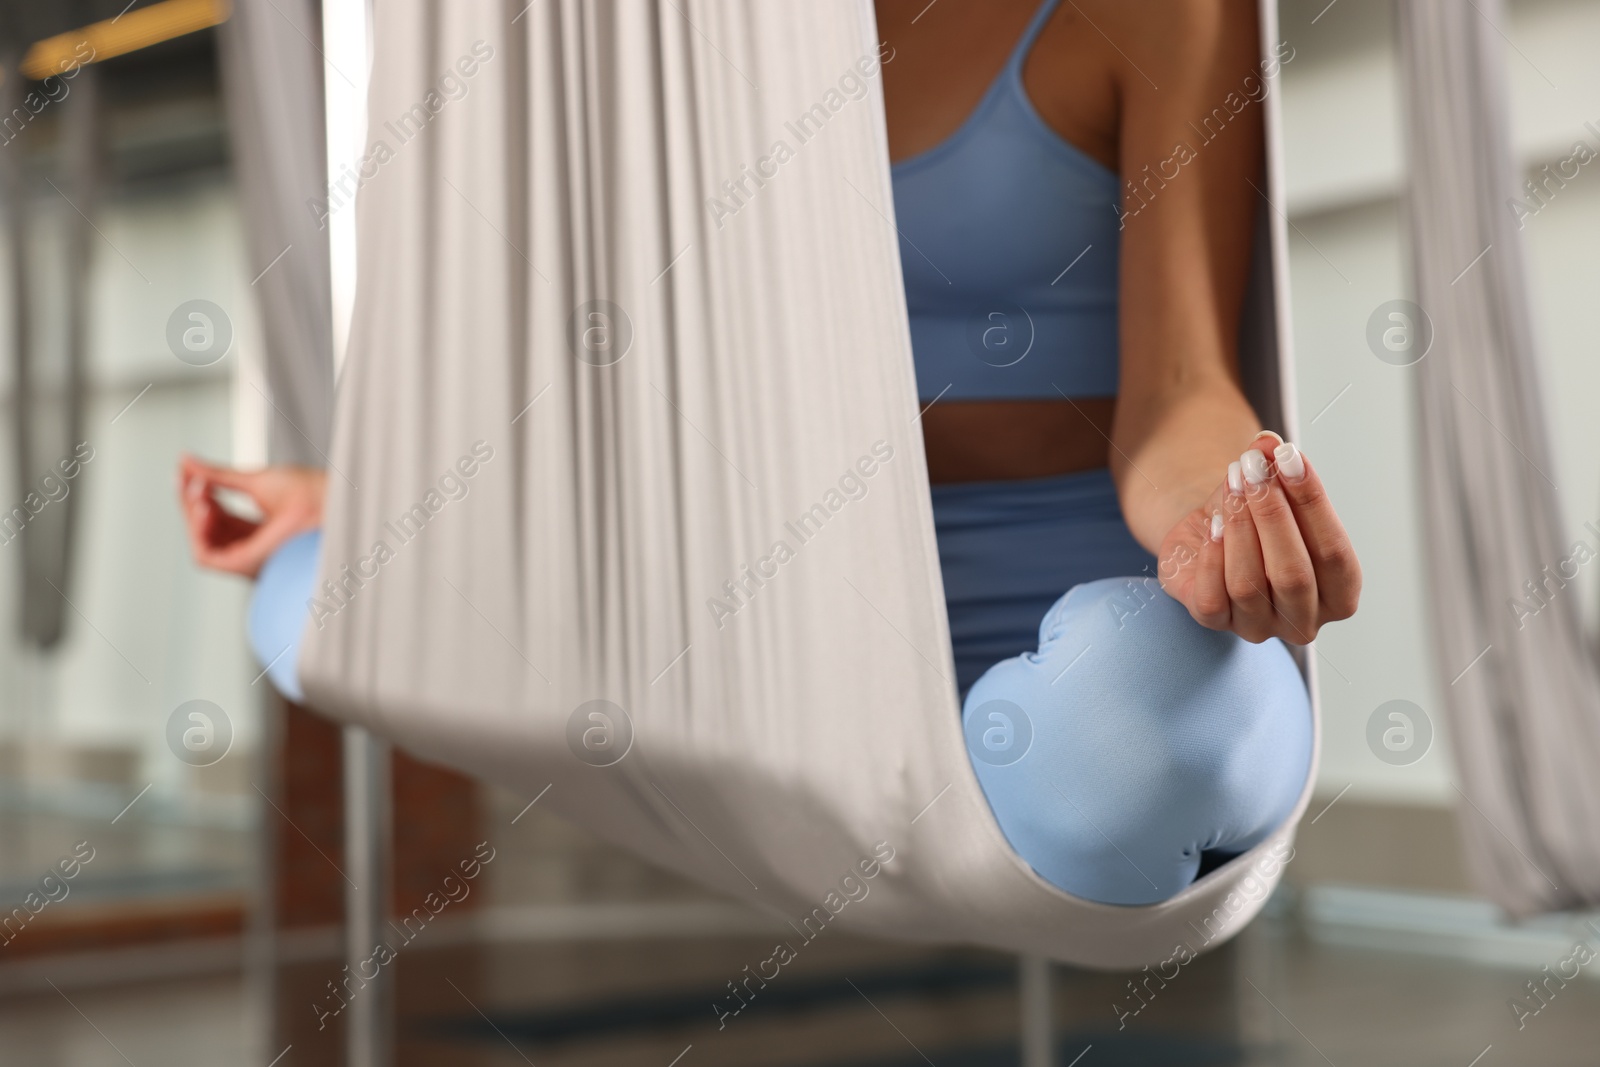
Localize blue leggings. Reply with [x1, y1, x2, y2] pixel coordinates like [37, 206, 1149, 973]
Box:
[250, 469, 1312, 906]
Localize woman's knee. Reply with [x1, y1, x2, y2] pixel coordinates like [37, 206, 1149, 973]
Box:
[961, 577, 1312, 904]
[247, 528, 323, 703]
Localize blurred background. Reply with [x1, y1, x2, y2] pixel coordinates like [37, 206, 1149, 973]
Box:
[1, 0, 1599, 1064]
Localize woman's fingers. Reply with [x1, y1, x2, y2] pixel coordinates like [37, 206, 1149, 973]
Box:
[1156, 476, 1231, 612]
[1221, 459, 1276, 642]
[1272, 442, 1361, 621]
[181, 454, 266, 497]
[1189, 509, 1231, 630]
[194, 510, 289, 577]
[1163, 436, 1357, 645]
[192, 501, 261, 569]
[1238, 439, 1319, 641]
[176, 455, 268, 576]
[179, 473, 214, 560]
[177, 457, 333, 580]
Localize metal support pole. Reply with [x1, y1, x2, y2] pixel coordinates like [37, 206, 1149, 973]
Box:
[1020, 953, 1054, 1067]
[343, 726, 392, 1067]
[1019, 953, 1055, 1066]
[245, 694, 285, 1058]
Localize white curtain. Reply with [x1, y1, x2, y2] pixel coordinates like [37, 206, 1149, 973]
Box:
[1399, 0, 1600, 916]
[218, 0, 336, 466]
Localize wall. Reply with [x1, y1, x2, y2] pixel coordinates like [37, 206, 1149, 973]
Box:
[1279, 0, 1600, 803]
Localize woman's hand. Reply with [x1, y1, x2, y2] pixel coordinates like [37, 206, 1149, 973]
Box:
[1157, 433, 1360, 645]
[177, 455, 326, 578]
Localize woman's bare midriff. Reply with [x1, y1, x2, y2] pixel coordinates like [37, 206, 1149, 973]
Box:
[920, 398, 1114, 484]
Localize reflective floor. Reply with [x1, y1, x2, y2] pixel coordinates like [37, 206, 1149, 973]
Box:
[2, 904, 1595, 1067]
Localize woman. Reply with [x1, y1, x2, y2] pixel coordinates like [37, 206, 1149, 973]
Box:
[181, 0, 1357, 906]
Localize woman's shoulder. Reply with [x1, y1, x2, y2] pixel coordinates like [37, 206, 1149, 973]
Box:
[1036, 0, 1260, 83]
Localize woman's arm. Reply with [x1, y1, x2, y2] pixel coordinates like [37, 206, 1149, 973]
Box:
[1105, 0, 1262, 545]
[1099, 0, 1359, 642]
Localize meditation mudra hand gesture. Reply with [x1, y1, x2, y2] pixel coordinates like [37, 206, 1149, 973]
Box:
[178, 454, 325, 578]
[1157, 431, 1360, 645]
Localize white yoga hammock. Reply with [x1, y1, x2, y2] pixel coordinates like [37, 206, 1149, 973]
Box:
[299, 0, 1314, 970]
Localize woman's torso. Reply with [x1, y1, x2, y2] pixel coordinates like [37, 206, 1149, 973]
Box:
[878, 0, 1123, 484]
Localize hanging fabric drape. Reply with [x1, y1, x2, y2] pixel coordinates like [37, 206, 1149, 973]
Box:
[217, 0, 335, 466]
[299, 0, 1312, 969]
[1, 28, 99, 648]
[1398, 0, 1600, 917]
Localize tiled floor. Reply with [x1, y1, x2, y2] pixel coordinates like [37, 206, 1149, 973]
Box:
[5, 908, 1597, 1066]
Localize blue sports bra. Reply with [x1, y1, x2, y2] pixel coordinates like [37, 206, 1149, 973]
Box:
[890, 0, 1121, 402]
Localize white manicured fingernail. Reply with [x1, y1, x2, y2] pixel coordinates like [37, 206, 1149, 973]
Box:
[1275, 441, 1305, 482]
[1256, 429, 1284, 446]
[1210, 510, 1224, 542]
[1227, 461, 1244, 495]
[1240, 449, 1270, 486]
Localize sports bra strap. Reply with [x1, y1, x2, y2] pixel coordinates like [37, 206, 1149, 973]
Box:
[1006, 0, 1066, 76]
